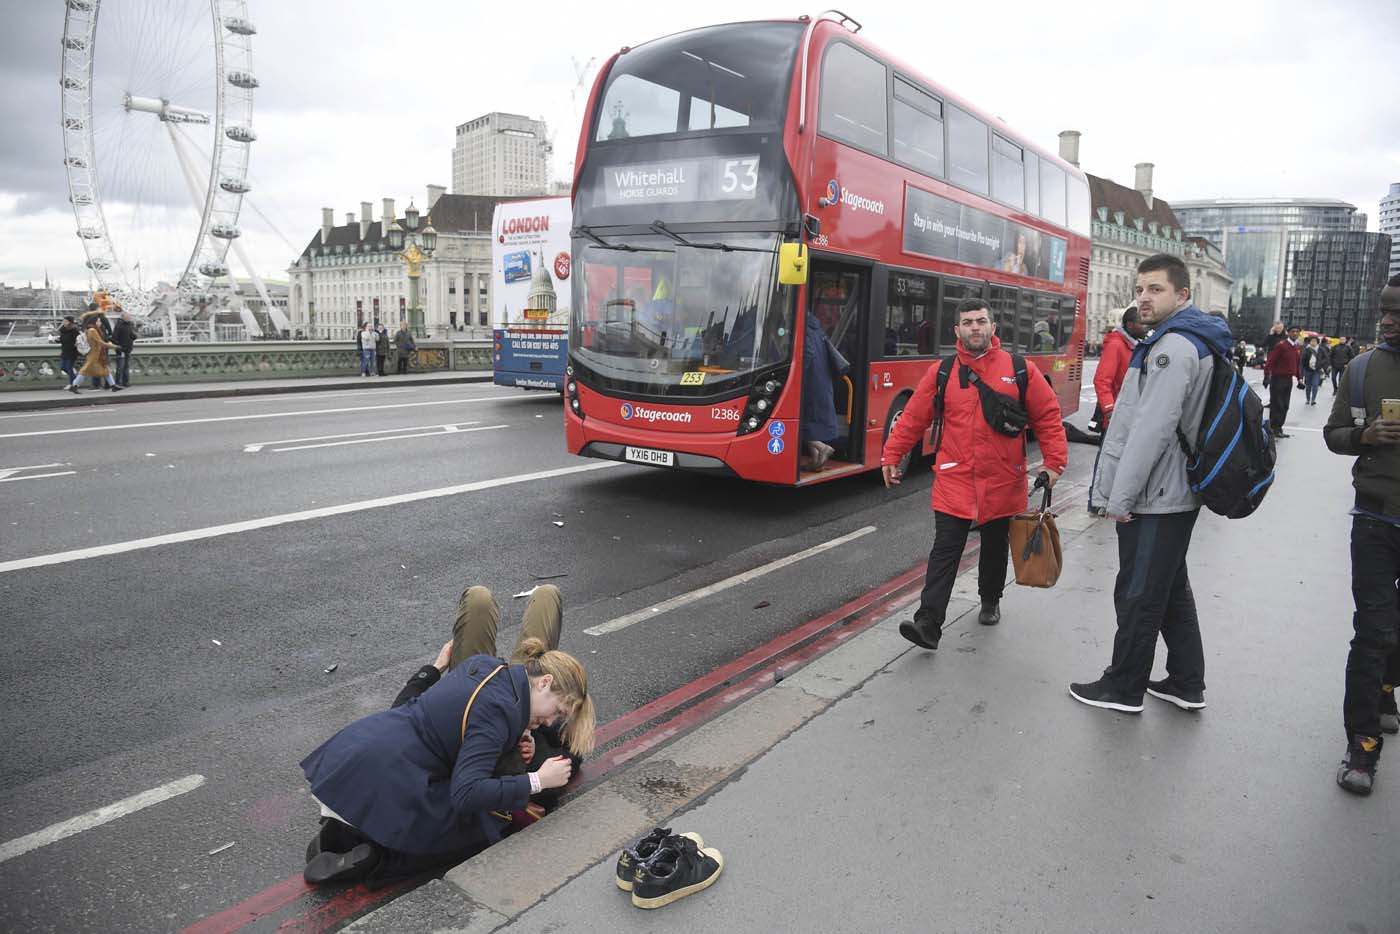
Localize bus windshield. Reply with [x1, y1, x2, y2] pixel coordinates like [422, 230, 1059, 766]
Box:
[593, 22, 804, 143]
[570, 233, 793, 394]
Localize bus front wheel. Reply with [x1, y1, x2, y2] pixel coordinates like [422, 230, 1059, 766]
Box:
[882, 393, 921, 480]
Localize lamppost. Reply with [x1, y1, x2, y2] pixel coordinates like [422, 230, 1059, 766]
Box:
[387, 200, 436, 338]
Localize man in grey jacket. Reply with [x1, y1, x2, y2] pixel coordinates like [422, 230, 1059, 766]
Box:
[1071, 254, 1234, 713]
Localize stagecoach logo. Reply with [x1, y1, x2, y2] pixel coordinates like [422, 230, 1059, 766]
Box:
[818, 178, 885, 215]
[620, 403, 693, 424]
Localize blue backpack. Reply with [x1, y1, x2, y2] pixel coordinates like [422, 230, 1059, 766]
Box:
[1174, 351, 1276, 518]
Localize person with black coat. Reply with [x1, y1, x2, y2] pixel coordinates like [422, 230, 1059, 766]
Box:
[56, 316, 80, 386]
[374, 322, 390, 377]
[110, 309, 138, 387]
[1331, 337, 1357, 392]
[299, 584, 594, 884]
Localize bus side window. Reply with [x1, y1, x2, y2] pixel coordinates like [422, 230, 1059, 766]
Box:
[989, 285, 1018, 352]
[1016, 290, 1036, 354]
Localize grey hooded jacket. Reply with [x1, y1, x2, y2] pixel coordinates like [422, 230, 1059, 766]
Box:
[1090, 305, 1234, 516]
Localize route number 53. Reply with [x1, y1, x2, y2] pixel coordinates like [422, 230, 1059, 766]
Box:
[721, 158, 759, 195]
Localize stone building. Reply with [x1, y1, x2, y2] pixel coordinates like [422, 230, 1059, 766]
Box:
[286, 188, 514, 341]
[452, 112, 550, 197]
[1057, 132, 1230, 350]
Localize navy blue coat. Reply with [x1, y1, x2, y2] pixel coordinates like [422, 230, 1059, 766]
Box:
[301, 655, 533, 855]
[801, 311, 846, 445]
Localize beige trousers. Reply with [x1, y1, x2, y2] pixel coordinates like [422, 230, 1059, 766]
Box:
[450, 584, 563, 668]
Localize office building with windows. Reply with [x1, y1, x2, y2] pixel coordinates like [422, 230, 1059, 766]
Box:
[1176, 198, 1392, 341]
[1381, 182, 1400, 279]
[287, 187, 510, 340]
[452, 113, 550, 197]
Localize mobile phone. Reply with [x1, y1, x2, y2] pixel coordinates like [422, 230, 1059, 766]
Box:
[1382, 399, 1400, 422]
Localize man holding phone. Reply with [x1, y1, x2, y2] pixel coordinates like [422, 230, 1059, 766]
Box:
[1326, 275, 1400, 795]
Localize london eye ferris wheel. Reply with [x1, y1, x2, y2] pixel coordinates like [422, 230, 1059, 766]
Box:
[59, 0, 259, 321]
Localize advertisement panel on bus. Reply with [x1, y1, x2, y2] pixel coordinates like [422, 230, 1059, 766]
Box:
[492, 197, 572, 391]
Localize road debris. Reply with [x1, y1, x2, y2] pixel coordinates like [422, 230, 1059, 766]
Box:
[211, 639, 222, 646]
[324, 664, 338, 674]
[753, 601, 771, 609]
[207, 842, 235, 856]
[513, 587, 540, 599]
[553, 521, 565, 528]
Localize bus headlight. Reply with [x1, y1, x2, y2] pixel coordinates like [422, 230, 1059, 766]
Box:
[736, 374, 784, 436]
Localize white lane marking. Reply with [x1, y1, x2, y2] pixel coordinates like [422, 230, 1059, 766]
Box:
[0, 395, 521, 440]
[0, 462, 621, 574]
[0, 409, 99, 420]
[0, 463, 70, 480]
[0, 470, 77, 484]
[584, 525, 878, 636]
[0, 774, 205, 865]
[242, 421, 482, 452]
[273, 424, 507, 453]
[222, 389, 415, 403]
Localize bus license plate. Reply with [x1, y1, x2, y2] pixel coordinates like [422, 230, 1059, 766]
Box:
[624, 446, 674, 467]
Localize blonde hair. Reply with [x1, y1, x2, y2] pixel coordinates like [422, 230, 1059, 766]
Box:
[513, 637, 596, 756]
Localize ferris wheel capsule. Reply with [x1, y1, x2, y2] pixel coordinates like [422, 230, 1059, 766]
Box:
[223, 17, 256, 35]
[210, 224, 241, 240]
[219, 177, 252, 194]
[227, 71, 259, 90]
[66, 0, 95, 10]
[62, 36, 87, 51]
[225, 125, 256, 143]
[78, 227, 102, 239]
[199, 262, 230, 278]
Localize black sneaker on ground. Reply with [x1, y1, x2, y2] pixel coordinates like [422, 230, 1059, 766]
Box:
[1337, 735, 1382, 796]
[1274, 431, 1291, 438]
[630, 835, 723, 909]
[977, 602, 1001, 626]
[615, 828, 703, 891]
[1380, 685, 1399, 735]
[1146, 677, 1206, 711]
[1068, 679, 1144, 713]
[898, 613, 941, 651]
[304, 842, 380, 885]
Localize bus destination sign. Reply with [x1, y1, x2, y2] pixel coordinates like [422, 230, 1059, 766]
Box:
[903, 186, 1067, 284]
[600, 155, 761, 207]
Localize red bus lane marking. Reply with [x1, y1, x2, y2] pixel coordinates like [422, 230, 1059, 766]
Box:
[180, 498, 1094, 934]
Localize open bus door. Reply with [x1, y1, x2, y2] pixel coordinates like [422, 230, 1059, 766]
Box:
[800, 260, 871, 480]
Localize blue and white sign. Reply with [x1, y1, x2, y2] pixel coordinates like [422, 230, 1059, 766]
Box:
[767, 436, 785, 455]
[621, 403, 634, 420]
[768, 421, 786, 438]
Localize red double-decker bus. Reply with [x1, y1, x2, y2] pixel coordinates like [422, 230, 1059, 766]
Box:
[565, 13, 1090, 484]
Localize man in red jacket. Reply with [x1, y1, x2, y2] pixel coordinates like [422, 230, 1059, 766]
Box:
[1093, 305, 1148, 430]
[1264, 324, 1303, 438]
[882, 298, 1069, 650]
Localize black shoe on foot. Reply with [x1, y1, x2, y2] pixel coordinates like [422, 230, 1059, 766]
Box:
[898, 613, 941, 650]
[110, 385, 124, 392]
[1274, 431, 1291, 438]
[1068, 679, 1143, 713]
[304, 842, 379, 885]
[1337, 735, 1381, 796]
[616, 828, 703, 892]
[67, 385, 80, 394]
[977, 602, 1001, 626]
[1146, 677, 1206, 711]
[630, 835, 724, 909]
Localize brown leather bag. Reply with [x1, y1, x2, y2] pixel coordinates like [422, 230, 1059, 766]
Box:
[1009, 475, 1062, 588]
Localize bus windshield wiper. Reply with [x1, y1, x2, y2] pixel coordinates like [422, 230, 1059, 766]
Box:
[650, 220, 773, 254]
[573, 225, 638, 252]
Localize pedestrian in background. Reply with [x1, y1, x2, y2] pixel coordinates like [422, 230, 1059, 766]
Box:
[1332, 336, 1357, 392]
[394, 322, 415, 375]
[1261, 322, 1286, 388]
[374, 322, 390, 377]
[883, 297, 1068, 649]
[1074, 254, 1232, 713]
[356, 322, 375, 377]
[111, 308, 138, 388]
[1302, 336, 1326, 406]
[70, 311, 122, 393]
[1265, 325, 1303, 437]
[57, 315, 80, 386]
[1092, 305, 1148, 431]
[1232, 339, 1248, 376]
[1325, 276, 1400, 795]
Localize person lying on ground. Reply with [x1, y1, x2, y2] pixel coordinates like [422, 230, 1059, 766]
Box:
[299, 584, 595, 886]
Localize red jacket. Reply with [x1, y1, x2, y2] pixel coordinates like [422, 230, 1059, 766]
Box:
[1265, 339, 1302, 380]
[1093, 328, 1136, 418]
[882, 336, 1069, 523]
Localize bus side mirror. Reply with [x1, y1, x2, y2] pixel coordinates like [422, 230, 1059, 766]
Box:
[779, 242, 808, 286]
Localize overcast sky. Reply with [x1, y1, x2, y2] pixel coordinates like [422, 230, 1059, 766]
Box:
[2, 0, 1396, 290]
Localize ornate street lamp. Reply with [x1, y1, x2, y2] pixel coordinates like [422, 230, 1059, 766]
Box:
[393, 200, 433, 337]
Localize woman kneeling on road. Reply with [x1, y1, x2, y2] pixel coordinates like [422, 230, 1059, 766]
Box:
[299, 585, 595, 885]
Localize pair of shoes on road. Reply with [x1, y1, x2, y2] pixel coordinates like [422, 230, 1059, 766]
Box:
[1067, 677, 1206, 714]
[615, 827, 723, 909]
[1338, 734, 1382, 796]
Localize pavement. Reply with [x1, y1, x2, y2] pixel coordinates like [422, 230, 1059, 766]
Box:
[342, 381, 1399, 934]
[0, 370, 493, 411]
